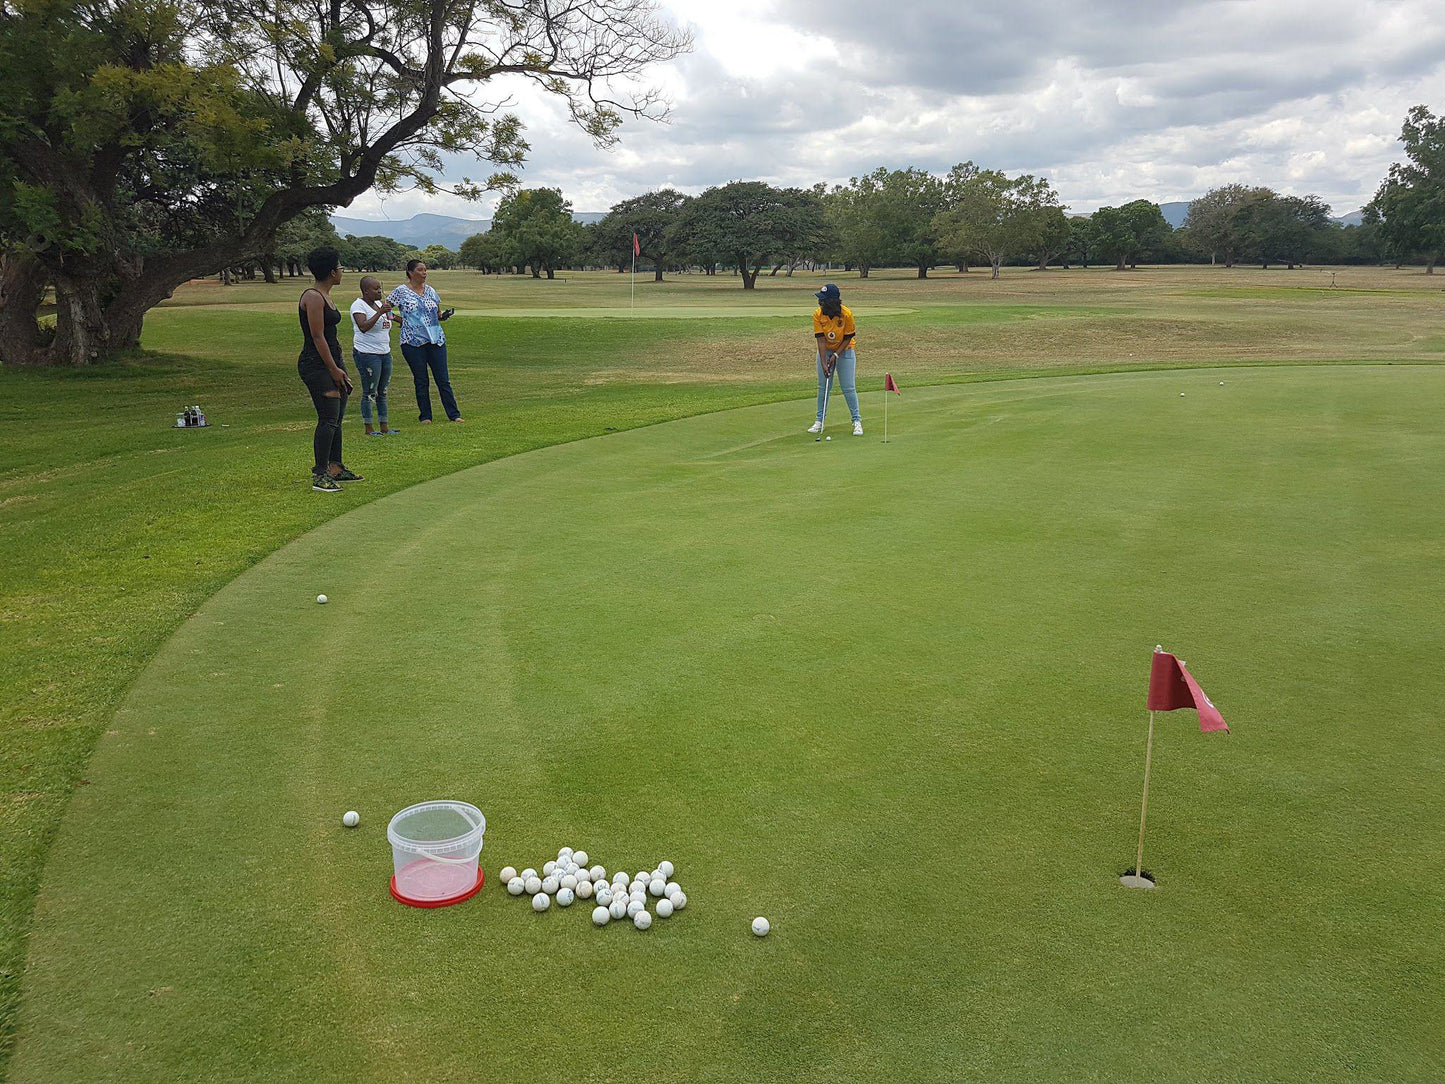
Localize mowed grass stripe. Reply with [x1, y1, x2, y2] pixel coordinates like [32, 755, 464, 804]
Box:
[8, 368, 1443, 1081]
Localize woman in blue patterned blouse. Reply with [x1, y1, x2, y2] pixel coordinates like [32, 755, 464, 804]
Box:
[388, 260, 463, 424]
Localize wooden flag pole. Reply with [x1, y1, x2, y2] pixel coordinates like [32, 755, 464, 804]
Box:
[883, 382, 890, 443]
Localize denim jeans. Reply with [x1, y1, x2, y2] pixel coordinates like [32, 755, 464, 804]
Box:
[352, 350, 392, 426]
[817, 347, 861, 423]
[400, 341, 460, 422]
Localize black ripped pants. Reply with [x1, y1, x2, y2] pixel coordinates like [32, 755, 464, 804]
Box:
[301, 365, 348, 476]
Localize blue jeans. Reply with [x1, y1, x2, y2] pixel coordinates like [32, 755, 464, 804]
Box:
[352, 350, 391, 426]
[400, 341, 460, 422]
[817, 348, 860, 423]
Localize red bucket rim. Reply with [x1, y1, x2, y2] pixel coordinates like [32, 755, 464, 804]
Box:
[390, 865, 485, 908]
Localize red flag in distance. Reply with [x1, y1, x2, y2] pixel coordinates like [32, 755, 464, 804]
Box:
[632, 233, 641, 257]
[1147, 649, 1228, 732]
[884, 372, 901, 394]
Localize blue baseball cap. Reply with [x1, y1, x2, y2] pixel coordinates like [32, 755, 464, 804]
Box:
[814, 283, 840, 301]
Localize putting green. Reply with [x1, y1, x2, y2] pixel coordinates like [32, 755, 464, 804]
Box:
[12, 368, 1443, 1081]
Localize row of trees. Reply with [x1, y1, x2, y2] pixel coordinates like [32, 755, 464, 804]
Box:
[436, 173, 1379, 286]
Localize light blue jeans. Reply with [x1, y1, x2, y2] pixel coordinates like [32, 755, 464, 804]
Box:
[817, 347, 860, 423]
[352, 350, 392, 427]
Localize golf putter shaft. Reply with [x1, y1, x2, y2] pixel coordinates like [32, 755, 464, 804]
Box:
[816, 358, 835, 442]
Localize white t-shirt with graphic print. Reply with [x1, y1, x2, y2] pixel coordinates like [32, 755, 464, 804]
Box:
[350, 298, 393, 354]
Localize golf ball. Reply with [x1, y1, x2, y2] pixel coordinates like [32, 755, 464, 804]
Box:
[752, 916, 770, 937]
[609, 898, 628, 920]
[577, 879, 594, 899]
[341, 810, 359, 828]
[524, 876, 542, 895]
[573, 850, 589, 867]
[561, 874, 578, 891]
[521, 868, 538, 881]
[825, 435, 831, 441]
[627, 899, 646, 919]
[541, 876, 559, 895]
[630, 888, 647, 903]
[612, 872, 629, 887]
[659, 860, 675, 879]
[543, 860, 557, 877]
[673, 892, 687, 911]
[664, 882, 683, 902]
[1180, 392, 1186, 397]
[595, 886, 612, 906]
[633, 910, 653, 931]
[499, 866, 517, 883]
[636, 870, 651, 883]
[656, 898, 674, 919]
[316, 594, 328, 604]
[507, 876, 526, 896]
[556, 887, 575, 907]
[592, 906, 610, 927]
[532, 892, 550, 912]
[648, 878, 665, 897]
[590, 864, 606, 882]
[558, 846, 573, 859]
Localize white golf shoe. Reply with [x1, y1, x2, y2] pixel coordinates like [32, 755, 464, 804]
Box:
[807, 420, 823, 434]
[852, 420, 864, 436]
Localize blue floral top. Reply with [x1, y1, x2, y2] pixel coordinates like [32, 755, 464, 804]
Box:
[387, 284, 446, 347]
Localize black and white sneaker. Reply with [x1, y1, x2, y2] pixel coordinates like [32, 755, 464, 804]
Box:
[333, 466, 364, 482]
[313, 474, 343, 492]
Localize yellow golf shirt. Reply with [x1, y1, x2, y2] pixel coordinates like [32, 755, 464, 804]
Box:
[813, 305, 857, 355]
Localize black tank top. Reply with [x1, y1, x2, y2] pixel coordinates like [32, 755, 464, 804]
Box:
[297, 289, 343, 372]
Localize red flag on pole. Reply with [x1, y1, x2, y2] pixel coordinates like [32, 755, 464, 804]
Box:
[884, 372, 901, 394]
[632, 233, 641, 257]
[1147, 649, 1228, 732]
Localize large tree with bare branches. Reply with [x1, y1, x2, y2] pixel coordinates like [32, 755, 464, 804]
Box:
[0, 0, 688, 366]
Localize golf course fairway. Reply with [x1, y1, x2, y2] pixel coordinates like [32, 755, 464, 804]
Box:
[10, 366, 1442, 1081]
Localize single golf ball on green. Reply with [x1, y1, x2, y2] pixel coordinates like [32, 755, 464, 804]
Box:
[316, 594, 328, 604]
[825, 436, 831, 441]
[507, 877, 525, 896]
[633, 910, 652, 931]
[752, 916, 770, 937]
[659, 860, 675, 878]
[556, 887, 575, 907]
[524, 875, 542, 895]
[648, 877, 665, 897]
[532, 892, 550, 912]
[341, 810, 359, 828]
[576, 879, 594, 899]
[656, 898, 674, 919]
[673, 891, 687, 910]
[626, 899, 646, 919]
[609, 898, 628, 920]
[592, 906, 610, 927]
[499, 866, 517, 883]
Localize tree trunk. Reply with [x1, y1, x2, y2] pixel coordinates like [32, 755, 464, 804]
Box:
[0, 252, 48, 367]
[545, 267, 555, 279]
[1115, 258, 1126, 270]
[859, 265, 870, 278]
[262, 261, 277, 284]
[917, 264, 928, 279]
[1427, 259, 1436, 275]
[531, 266, 541, 278]
[739, 260, 759, 289]
[990, 259, 1001, 280]
[653, 266, 663, 282]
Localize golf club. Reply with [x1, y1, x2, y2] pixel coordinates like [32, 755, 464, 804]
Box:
[816, 357, 835, 442]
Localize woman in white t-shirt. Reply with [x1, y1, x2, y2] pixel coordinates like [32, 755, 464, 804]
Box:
[350, 275, 399, 436]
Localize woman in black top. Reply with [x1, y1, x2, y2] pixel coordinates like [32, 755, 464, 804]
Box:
[298, 247, 361, 492]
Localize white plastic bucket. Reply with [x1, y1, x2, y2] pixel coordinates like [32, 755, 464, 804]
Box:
[386, 801, 486, 906]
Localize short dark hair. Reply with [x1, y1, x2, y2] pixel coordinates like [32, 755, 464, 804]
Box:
[307, 247, 341, 280]
[406, 259, 425, 276]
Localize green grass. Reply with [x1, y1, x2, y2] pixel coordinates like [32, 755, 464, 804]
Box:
[3, 266, 1444, 1080]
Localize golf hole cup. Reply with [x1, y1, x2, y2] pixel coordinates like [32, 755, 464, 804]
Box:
[387, 801, 486, 908]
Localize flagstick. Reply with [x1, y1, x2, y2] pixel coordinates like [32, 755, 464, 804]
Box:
[1122, 711, 1158, 889]
[630, 249, 635, 311]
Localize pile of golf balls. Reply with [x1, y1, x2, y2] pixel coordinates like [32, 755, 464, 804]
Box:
[499, 848, 685, 932]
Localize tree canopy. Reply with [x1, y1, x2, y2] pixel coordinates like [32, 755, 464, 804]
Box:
[669, 182, 825, 289]
[0, 0, 689, 365]
[1090, 200, 1170, 269]
[488, 188, 584, 279]
[594, 189, 691, 279]
[1366, 105, 1445, 273]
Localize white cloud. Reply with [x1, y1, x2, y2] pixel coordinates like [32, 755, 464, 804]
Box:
[341, 0, 1445, 221]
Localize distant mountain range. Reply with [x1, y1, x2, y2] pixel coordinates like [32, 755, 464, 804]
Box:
[1152, 201, 1363, 228]
[330, 211, 606, 249]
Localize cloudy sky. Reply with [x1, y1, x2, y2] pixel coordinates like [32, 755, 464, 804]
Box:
[344, 0, 1445, 222]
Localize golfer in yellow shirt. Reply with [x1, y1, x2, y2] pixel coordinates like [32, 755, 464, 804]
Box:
[809, 283, 862, 435]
